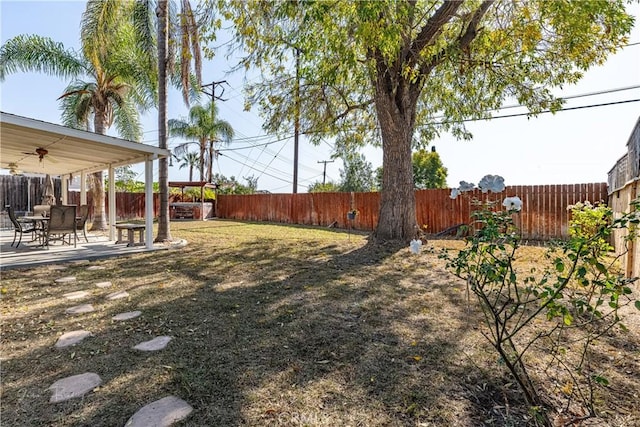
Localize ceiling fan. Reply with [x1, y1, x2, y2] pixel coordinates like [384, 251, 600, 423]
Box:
[22, 147, 59, 163]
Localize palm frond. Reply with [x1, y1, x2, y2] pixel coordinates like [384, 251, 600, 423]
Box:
[114, 98, 143, 142]
[0, 35, 86, 80]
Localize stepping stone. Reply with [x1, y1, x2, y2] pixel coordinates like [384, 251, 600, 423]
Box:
[50, 265, 67, 271]
[55, 330, 92, 348]
[133, 336, 172, 351]
[48, 372, 102, 403]
[63, 291, 90, 300]
[113, 311, 142, 321]
[95, 281, 112, 288]
[125, 396, 193, 427]
[87, 265, 106, 271]
[55, 276, 76, 284]
[71, 260, 90, 265]
[65, 304, 95, 315]
[106, 291, 129, 300]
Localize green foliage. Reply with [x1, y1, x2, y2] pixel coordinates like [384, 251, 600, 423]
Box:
[307, 181, 340, 193]
[180, 187, 216, 201]
[441, 199, 640, 424]
[211, 173, 256, 195]
[213, 0, 633, 240]
[337, 149, 375, 193]
[169, 101, 235, 182]
[568, 201, 613, 256]
[412, 149, 448, 189]
[375, 149, 448, 190]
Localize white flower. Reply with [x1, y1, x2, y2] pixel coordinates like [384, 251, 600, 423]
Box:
[478, 175, 505, 194]
[502, 196, 523, 211]
[458, 181, 476, 192]
[450, 188, 460, 199]
[409, 239, 422, 254]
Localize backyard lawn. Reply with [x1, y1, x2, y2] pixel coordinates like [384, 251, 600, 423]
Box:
[1, 220, 638, 426]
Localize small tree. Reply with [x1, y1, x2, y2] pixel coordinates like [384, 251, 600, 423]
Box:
[442, 181, 640, 425]
[376, 149, 448, 190]
[412, 149, 447, 189]
[338, 149, 375, 193]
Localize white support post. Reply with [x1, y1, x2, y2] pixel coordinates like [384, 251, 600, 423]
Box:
[145, 156, 154, 249]
[108, 167, 116, 241]
[61, 176, 69, 204]
[80, 171, 87, 205]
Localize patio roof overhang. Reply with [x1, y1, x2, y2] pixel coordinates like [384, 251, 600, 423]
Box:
[0, 111, 169, 176]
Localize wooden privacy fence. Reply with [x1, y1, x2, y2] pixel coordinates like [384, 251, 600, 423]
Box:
[217, 183, 609, 241]
[66, 193, 179, 220]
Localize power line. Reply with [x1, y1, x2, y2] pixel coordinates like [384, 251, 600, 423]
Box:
[429, 98, 640, 126]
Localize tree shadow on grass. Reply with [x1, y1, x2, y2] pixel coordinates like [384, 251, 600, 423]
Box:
[1, 231, 561, 426]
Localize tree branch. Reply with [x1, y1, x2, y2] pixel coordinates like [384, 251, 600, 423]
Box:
[413, 0, 494, 95]
[406, 0, 463, 69]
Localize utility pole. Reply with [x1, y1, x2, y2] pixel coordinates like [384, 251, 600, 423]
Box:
[201, 80, 228, 183]
[317, 159, 334, 185]
[293, 48, 300, 194]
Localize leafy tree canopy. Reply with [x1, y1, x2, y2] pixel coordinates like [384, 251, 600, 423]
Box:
[209, 0, 634, 240]
[308, 181, 341, 193]
[412, 149, 448, 189]
[337, 148, 375, 193]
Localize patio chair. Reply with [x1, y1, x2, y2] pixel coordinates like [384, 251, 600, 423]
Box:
[76, 204, 90, 242]
[6, 205, 37, 248]
[44, 205, 78, 248]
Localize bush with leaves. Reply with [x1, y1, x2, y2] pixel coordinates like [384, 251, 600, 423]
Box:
[567, 201, 613, 257]
[441, 190, 639, 426]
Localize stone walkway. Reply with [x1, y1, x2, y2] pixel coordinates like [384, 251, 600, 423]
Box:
[48, 264, 193, 426]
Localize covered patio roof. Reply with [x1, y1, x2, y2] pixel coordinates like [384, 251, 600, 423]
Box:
[1, 111, 169, 176]
[1, 111, 171, 249]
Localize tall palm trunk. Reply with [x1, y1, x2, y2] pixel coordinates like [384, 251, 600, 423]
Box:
[207, 139, 215, 183]
[155, 0, 172, 242]
[90, 113, 109, 230]
[199, 139, 206, 181]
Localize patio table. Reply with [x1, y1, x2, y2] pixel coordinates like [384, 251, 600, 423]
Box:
[18, 215, 49, 245]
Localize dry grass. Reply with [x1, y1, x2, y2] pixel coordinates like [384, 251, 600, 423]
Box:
[1, 220, 638, 426]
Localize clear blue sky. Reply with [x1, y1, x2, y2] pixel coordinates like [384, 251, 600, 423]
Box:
[1, 1, 639, 193]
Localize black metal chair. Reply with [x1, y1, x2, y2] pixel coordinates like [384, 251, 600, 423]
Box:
[44, 205, 78, 248]
[6, 205, 37, 248]
[76, 205, 90, 242]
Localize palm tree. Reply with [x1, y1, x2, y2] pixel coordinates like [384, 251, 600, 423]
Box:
[177, 151, 199, 181]
[0, 0, 155, 230]
[169, 101, 234, 182]
[134, 0, 203, 242]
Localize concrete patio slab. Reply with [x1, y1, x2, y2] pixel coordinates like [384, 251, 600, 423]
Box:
[0, 231, 183, 270]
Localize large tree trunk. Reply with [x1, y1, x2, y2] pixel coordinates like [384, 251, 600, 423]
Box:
[155, 0, 172, 242]
[373, 75, 419, 242]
